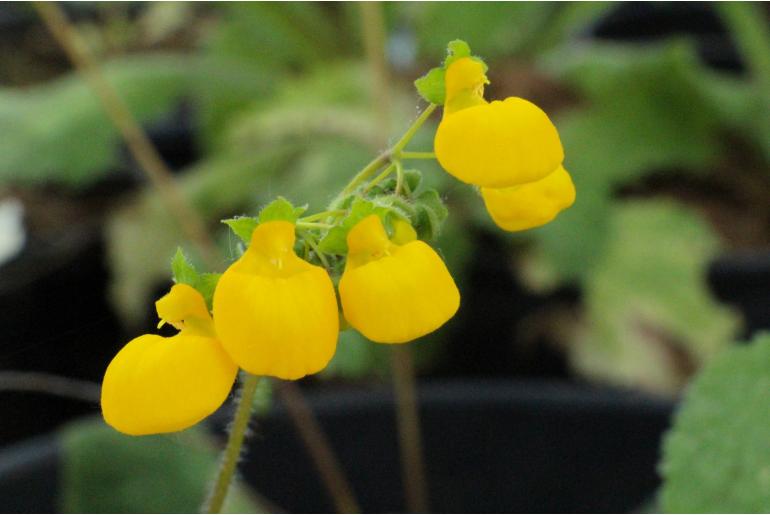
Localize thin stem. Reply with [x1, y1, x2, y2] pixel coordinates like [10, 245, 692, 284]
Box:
[360, 1, 391, 148]
[204, 374, 260, 514]
[391, 104, 438, 155]
[296, 221, 333, 230]
[275, 381, 361, 513]
[338, 151, 391, 198]
[390, 346, 428, 513]
[400, 151, 436, 160]
[0, 371, 100, 403]
[36, 6, 359, 512]
[362, 162, 397, 193]
[395, 160, 405, 196]
[301, 231, 330, 269]
[300, 210, 347, 223]
[33, 1, 218, 268]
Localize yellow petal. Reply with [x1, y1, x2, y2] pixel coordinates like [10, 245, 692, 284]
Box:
[435, 97, 564, 188]
[444, 57, 489, 115]
[213, 221, 339, 380]
[155, 283, 213, 334]
[481, 165, 576, 232]
[101, 333, 237, 436]
[339, 215, 460, 344]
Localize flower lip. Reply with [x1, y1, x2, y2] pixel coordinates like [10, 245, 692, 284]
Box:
[155, 283, 212, 333]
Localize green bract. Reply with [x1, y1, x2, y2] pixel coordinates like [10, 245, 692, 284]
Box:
[414, 39, 488, 105]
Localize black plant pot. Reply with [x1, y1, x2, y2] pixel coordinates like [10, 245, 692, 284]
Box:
[0, 380, 675, 513]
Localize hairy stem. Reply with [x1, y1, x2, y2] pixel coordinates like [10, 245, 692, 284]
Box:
[203, 374, 260, 514]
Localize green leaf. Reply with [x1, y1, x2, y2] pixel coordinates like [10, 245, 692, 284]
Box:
[414, 67, 446, 105]
[660, 333, 770, 512]
[223, 216, 259, 243]
[170, 248, 221, 309]
[317, 198, 390, 255]
[258, 196, 307, 223]
[413, 189, 449, 241]
[403, 168, 423, 193]
[60, 417, 262, 513]
[567, 200, 740, 395]
[171, 247, 198, 286]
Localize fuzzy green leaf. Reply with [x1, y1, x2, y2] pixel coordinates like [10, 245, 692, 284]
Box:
[413, 189, 449, 241]
[170, 248, 220, 309]
[414, 67, 446, 105]
[318, 198, 390, 255]
[258, 196, 307, 223]
[222, 216, 259, 243]
[660, 333, 770, 512]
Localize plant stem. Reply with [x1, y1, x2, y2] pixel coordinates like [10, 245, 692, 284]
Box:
[395, 160, 405, 196]
[360, 1, 391, 148]
[362, 162, 397, 193]
[33, 1, 218, 267]
[204, 374, 260, 514]
[300, 210, 347, 223]
[36, 5, 359, 512]
[717, 3, 770, 93]
[0, 371, 100, 403]
[400, 151, 436, 160]
[275, 381, 361, 513]
[391, 345, 428, 513]
[358, 3, 430, 513]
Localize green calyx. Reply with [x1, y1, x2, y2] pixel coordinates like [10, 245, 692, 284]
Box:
[414, 39, 488, 105]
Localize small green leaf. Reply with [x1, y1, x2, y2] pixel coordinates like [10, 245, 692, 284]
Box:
[660, 333, 770, 512]
[412, 189, 449, 241]
[318, 198, 390, 255]
[171, 247, 198, 286]
[258, 196, 307, 224]
[169, 248, 220, 309]
[222, 216, 259, 243]
[403, 168, 423, 193]
[414, 67, 446, 105]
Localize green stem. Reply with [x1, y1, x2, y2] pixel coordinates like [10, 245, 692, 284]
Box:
[336, 103, 438, 200]
[301, 231, 330, 269]
[395, 160, 405, 196]
[204, 374, 260, 514]
[299, 210, 347, 223]
[296, 221, 333, 230]
[400, 151, 436, 160]
[363, 162, 397, 193]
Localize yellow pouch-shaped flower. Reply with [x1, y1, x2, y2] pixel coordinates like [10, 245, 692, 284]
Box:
[213, 221, 338, 380]
[339, 215, 460, 344]
[434, 57, 564, 188]
[101, 284, 237, 436]
[481, 165, 576, 232]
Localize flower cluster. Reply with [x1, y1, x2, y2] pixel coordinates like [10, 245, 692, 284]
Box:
[102, 39, 574, 436]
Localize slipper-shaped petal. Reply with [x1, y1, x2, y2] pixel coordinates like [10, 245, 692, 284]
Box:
[339, 215, 460, 344]
[481, 165, 576, 232]
[102, 285, 237, 436]
[213, 221, 339, 380]
[435, 97, 564, 188]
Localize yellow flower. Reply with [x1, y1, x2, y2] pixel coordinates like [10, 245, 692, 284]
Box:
[339, 215, 460, 344]
[213, 221, 338, 380]
[434, 57, 564, 188]
[101, 284, 237, 436]
[481, 165, 576, 232]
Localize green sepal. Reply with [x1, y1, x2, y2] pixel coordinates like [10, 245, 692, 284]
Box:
[413, 39, 487, 105]
[170, 248, 221, 309]
[222, 216, 259, 243]
[412, 189, 449, 241]
[414, 67, 446, 105]
[317, 198, 392, 255]
[258, 196, 307, 224]
[403, 168, 423, 193]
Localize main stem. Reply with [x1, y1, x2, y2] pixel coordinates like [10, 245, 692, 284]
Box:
[204, 374, 260, 514]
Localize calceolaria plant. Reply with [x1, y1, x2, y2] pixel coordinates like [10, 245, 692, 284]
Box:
[101, 39, 575, 510]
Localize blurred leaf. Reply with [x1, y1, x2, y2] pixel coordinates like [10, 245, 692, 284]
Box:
[414, 67, 445, 105]
[413, 189, 449, 241]
[0, 55, 195, 188]
[660, 333, 770, 512]
[60, 417, 261, 513]
[107, 147, 297, 325]
[569, 200, 741, 395]
[258, 197, 307, 223]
